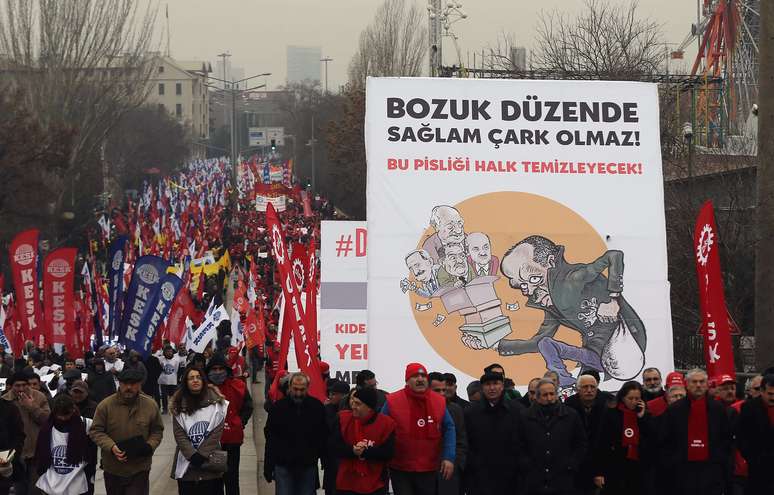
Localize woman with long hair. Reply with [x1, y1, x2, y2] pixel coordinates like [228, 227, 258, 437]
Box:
[170, 366, 228, 495]
[592, 380, 653, 495]
[34, 394, 97, 495]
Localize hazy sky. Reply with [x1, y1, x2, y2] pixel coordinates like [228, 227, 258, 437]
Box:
[163, 0, 701, 90]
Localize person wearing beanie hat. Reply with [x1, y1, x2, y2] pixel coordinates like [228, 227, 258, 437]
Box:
[67, 380, 98, 419]
[329, 385, 396, 495]
[647, 371, 686, 417]
[381, 363, 456, 495]
[207, 352, 253, 495]
[466, 381, 482, 403]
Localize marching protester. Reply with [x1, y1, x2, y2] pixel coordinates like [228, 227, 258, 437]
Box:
[34, 394, 97, 495]
[67, 380, 97, 419]
[520, 377, 541, 408]
[641, 367, 665, 402]
[322, 379, 350, 495]
[428, 372, 467, 495]
[715, 374, 738, 407]
[86, 358, 116, 405]
[2, 371, 51, 495]
[26, 372, 54, 407]
[206, 354, 252, 495]
[592, 381, 652, 495]
[518, 379, 586, 495]
[264, 372, 328, 494]
[443, 372, 470, 410]
[464, 370, 523, 494]
[159, 345, 183, 415]
[142, 352, 163, 408]
[646, 371, 685, 417]
[659, 368, 732, 495]
[89, 368, 164, 495]
[123, 351, 148, 385]
[170, 366, 228, 495]
[466, 380, 482, 403]
[329, 387, 396, 495]
[381, 363, 456, 495]
[103, 347, 124, 376]
[737, 373, 774, 495]
[0, 384, 26, 495]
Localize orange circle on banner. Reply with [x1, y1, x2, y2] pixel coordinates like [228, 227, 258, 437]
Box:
[408, 191, 607, 387]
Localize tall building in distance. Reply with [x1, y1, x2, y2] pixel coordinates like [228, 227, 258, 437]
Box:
[214, 58, 246, 89]
[286, 45, 321, 84]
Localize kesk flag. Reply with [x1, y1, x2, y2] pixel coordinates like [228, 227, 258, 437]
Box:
[265, 202, 325, 401]
[107, 236, 129, 340]
[694, 201, 735, 379]
[135, 273, 183, 357]
[187, 301, 229, 353]
[43, 248, 77, 345]
[120, 256, 171, 348]
[9, 229, 42, 344]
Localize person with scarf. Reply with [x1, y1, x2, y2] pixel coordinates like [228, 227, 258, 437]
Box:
[517, 378, 586, 495]
[34, 394, 97, 495]
[225, 347, 246, 380]
[592, 381, 653, 495]
[205, 354, 252, 495]
[330, 388, 396, 495]
[380, 363, 456, 495]
[660, 368, 732, 495]
[169, 366, 228, 495]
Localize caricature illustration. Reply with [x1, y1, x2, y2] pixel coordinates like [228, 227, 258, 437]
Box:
[402, 202, 648, 389]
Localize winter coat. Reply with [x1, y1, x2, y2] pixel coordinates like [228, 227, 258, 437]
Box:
[0, 398, 26, 489]
[2, 388, 51, 459]
[265, 395, 327, 474]
[737, 397, 774, 495]
[169, 386, 226, 482]
[86, 370, 116, 404]
[142, 356, 163, 397]
[216, 377, 252, 445]
[518, 403, 587, 494]
[330, 410, 395, 494]
[564, 392, 610, 490]
[88, 391, 164, 477]
[464, 397, 524, 495]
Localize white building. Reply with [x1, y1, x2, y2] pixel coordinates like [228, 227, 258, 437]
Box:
[286, 45, 321, 84]
[146, 56, 212, 157]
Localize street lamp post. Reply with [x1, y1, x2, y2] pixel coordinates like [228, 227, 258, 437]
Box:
[320, 57, 333, 93]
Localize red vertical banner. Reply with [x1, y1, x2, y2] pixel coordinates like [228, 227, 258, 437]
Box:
[694, 201, 735, 379]
[306, 237, 319, 357]
[43, 248, 77, 346]
[9, 229, 42, 344]
[166, 287, 195, 345]
[265, 203, 325, 401]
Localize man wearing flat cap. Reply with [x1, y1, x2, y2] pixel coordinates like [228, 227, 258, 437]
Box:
[89, 367, 163, 495]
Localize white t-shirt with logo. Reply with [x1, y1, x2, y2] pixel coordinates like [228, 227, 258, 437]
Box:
[36, 418, 93, 495]
[158, 355, 182, 386]
[174, 401, 228, 479]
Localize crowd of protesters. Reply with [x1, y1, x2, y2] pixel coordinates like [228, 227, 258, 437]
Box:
[262, 362, 774, 495]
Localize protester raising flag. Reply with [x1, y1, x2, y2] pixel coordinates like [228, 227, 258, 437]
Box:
[694, 200, 735, 380]
[187, 299, 229, 353]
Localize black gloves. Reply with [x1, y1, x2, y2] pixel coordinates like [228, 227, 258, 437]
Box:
[189, 452, 207, 467]
[264, 467, 274, 483]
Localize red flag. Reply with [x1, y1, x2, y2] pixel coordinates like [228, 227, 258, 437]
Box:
[9, 229, 42, 344]
[234, 281, 249, 314]
[265, 203, 325, 401]
[43, 248, 77, 346]
[694, 201, 735, 379]
[306, 237, 319, 356]
[167, 287, 195, 344]
[4, 296, 24, 355]
[301, 191, 313, 218]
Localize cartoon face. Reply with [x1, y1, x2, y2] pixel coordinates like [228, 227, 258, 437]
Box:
[442, 244, 468, 277]
[434, 207, 465, 245]
[501, 243, 553, 307]
[466, 232, 491, 267]
[406, 251, 433, 282]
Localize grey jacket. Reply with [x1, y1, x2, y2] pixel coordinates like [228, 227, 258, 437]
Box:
[169, 386, 226, 482]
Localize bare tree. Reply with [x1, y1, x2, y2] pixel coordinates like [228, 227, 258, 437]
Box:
[532, 0, 663, 79]
[348, 0, 427, 87]
[481, 31, 523, 71]
[0, 0, 159, 209]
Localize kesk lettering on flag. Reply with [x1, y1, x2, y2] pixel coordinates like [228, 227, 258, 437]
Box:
[107, 236, 129, 340]
[43, 248, 77, 345]
[187, 303, 229, 353]
[9, 229, 42, 344]
[120, 256, 171, 346]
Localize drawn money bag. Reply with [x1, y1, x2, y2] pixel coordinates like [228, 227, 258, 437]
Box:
[601, 317, 644, 380]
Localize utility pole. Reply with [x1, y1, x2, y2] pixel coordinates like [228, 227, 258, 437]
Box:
[310, 115, 316, 192]
[321, 57, 333, 93]
[755, 0, 774, 371]
[217, 52, 231, 158]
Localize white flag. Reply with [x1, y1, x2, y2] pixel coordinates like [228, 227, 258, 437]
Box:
[187, 304, 229, 353]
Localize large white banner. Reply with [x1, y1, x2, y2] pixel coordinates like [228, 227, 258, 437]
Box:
[320, 221, 368, 385]
[366, 77, 673, 393]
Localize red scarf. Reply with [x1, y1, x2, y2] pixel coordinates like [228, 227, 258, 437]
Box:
[687, 396, 709, 461]
[617, 403, 640, 460]
[405, 386, 433, 439]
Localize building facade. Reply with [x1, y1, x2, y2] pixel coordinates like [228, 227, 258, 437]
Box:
[286, 45, 321, 84]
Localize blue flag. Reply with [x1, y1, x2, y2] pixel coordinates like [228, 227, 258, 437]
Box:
[107, 236, 128, 341]
[135, 273, 183, 357]
[119, 256, 171, 348]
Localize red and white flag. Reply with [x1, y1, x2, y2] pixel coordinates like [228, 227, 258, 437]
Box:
[43, 248, 77, 345]
[9, 229, 42, 344]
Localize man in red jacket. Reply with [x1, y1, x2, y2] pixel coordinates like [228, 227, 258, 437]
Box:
[380, 362, 456, 495]
[207, 353, 253, 495]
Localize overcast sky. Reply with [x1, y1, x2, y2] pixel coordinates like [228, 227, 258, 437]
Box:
[162, 0, 701, 91]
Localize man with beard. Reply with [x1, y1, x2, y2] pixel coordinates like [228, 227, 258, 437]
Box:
[87, 358, 116, 405]
[466, 232, 499, 277]
[437, 244, 476, 288]
[401, 249, 441, 298]
[264, 372, 327, 494]
[659, 368, 732, 495]
[462, 235, 647, 389]
[422, 205, 466, 262]
[89, 368, 164, 495]
[647, 371, 686, 417]
[381, 363, 455, 495]
[641, 367, 665, 401]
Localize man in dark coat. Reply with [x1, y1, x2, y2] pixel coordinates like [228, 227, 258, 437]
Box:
[86, 358, 116, 404]
[660, 368, 732, 495]
[518, 379, 586, 495]
[464, 371, 523, 495]
[430, 372, 467, 495]
[443, 372, 470, 410]
[264, 371, 328, 494]
[564, 374, 610, 494]
[462, 236, 647, 388]
[141, 353, 163, 407]
[737, 373, 774, 495]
